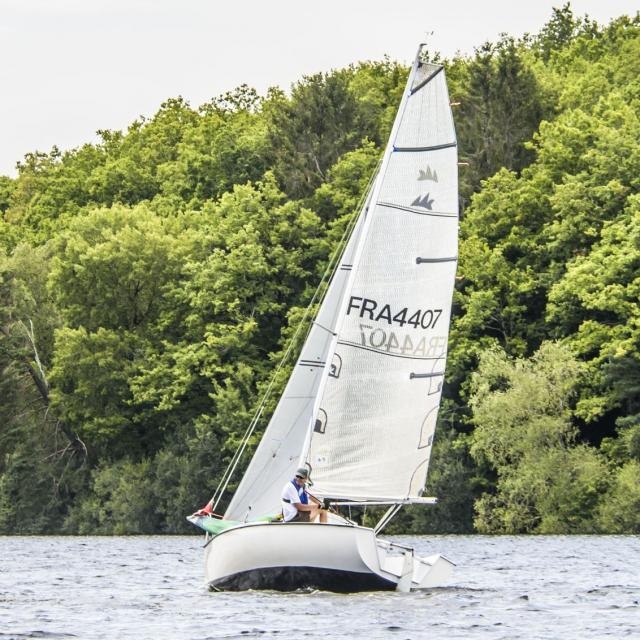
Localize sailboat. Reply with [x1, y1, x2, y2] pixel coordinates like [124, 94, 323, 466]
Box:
[188, 44, 459, 592]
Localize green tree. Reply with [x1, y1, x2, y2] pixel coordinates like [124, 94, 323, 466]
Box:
[0, 244, 88, 532]
[157, 93, 273, 205]
[347, 58, 408, 145]
[88, 97, 199, 207]
[534, 3, 597, 62]
[455, 37, 547, 205]
[266, 71, 365, 199]
[596, 460, 640, 533]
[47, 204, 193, 458]
[469, 343, 609, 533]
[49, 203, 188, 332]
[130, 175, 324, 432]
[0, 176, 14, 214]
[547, 195, 640, 421]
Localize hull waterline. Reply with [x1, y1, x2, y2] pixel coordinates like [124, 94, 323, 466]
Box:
[210, 565, 395, 592]
[203, 521, 453, 592]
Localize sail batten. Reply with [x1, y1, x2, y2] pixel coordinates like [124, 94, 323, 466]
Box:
[410, 64, 444, 94]
[393, 142, 457, 152]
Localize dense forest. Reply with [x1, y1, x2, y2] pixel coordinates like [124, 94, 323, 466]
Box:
[1, 5, 639, 535]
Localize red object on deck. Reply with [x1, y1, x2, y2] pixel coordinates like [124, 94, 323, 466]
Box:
[193, 500, 214, 517]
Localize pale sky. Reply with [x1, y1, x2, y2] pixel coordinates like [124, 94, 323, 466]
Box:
[1, 0, 638, 177]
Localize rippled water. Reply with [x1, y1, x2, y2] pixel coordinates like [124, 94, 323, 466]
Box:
[0, 535, 638, 639]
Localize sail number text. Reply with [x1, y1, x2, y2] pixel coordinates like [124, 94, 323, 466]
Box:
[347, 296, 443, 329]
[358, 324, 447, 357]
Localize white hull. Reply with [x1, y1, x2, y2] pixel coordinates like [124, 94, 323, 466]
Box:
[204, 522, 453, 592]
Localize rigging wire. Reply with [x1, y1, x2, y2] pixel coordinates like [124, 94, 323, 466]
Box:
[208, 161, 382, 514]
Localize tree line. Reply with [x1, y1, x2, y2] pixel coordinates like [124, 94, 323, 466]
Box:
[1, 5, 638, 534]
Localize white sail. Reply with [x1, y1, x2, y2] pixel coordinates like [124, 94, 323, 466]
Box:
[224, 208, 370, 521]
[305, 57, 458, 501]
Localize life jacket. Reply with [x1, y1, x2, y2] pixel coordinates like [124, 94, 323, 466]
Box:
[289, 479, 309, 504]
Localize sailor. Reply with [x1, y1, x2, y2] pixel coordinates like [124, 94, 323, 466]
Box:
[281, 467, 328, 523]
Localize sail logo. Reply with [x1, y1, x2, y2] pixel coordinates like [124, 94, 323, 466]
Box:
[411, 193, 435, 210]
[412, 166, 437, 209]
[418, 166, 438, 182]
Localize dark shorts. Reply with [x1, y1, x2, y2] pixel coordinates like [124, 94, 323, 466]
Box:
[289, 511, 311, 522]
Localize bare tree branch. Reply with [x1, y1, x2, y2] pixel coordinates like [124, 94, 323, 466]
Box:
[0, 322, 88, 461]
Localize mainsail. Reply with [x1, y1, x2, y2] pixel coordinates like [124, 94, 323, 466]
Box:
[225, 46, 458, 520]
[306, 56, 458, 501]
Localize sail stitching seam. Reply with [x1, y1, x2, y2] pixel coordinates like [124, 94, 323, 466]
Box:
[336, 340, 447, 361]
[377, 201, 457, 218]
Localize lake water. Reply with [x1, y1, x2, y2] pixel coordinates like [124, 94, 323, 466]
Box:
[0, 535, 638, 639]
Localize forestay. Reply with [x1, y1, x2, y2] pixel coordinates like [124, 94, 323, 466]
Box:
[305, 55, 458, 502]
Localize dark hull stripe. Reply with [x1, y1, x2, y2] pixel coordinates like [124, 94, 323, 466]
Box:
[210, 566, 396, 593]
